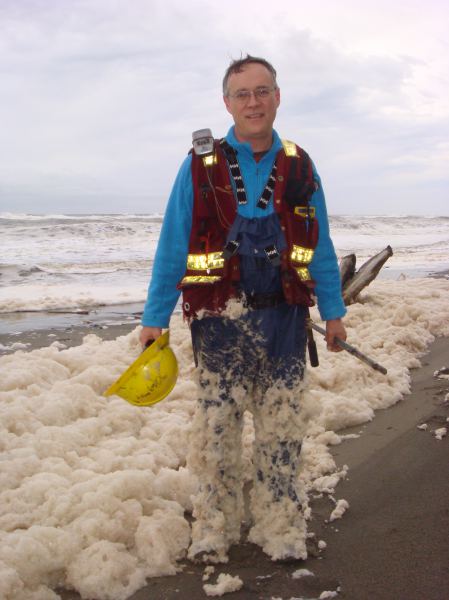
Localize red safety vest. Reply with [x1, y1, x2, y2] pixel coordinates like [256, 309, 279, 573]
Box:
[177, 139, 319, 320]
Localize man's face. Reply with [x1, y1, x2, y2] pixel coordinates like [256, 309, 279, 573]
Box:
[223, 62, 280, 146]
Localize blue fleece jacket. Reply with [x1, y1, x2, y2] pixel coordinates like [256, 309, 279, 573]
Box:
[142, 127, 346, 327]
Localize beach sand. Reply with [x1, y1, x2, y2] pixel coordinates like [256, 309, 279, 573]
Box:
[3, 319, 447, 600]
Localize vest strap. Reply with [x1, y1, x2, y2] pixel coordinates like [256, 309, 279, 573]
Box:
[264, 244, 281, 266]
[222, 240, 240, 260]
[219, 138, 278, 210]
[294, 206, 316, 218]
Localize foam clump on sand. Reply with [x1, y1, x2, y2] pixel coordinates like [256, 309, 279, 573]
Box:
[433, 367, 449, 379]
[313, 467, 347, 494]
[292, 567, 314, 578]
[434, 427, 447, 440]
[1, 279, 449, 599]
[329, 499, 350, 522]
[202, 565, 215, 581]
[203, 573, 243, 596]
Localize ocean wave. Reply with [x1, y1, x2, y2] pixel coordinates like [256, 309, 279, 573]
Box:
[0, 260, 152, 277]
[330, 215, 449, 234]
[0, 212, 164, 222]
[33, 260, 152, 275]
[2, 214, 449, 316]
[0, 264, 45, 284]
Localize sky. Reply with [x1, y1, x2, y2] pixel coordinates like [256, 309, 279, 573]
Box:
[0, 0, 448, 215]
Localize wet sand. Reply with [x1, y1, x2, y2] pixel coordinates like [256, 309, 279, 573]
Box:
[2, 319, 448, 600]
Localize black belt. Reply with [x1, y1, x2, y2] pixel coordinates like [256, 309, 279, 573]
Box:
[244, 291, 285, 310]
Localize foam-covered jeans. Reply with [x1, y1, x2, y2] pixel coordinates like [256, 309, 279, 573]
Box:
[187, 301, 309, 562]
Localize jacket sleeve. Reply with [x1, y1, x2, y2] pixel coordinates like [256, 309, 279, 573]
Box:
[141, 155, 193, 328]
[308, 163, 347, 321]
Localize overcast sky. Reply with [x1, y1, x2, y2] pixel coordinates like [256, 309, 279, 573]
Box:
[1, 0, 448, 215]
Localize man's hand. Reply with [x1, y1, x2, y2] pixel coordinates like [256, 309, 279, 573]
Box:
[140, 326, 162, 349]
[325, 318, 346, 352]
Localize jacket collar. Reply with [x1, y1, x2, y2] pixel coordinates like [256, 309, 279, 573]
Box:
[225, 126, 283, 160]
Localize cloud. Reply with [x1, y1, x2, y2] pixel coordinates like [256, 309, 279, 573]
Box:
[0, 0, 448, 214]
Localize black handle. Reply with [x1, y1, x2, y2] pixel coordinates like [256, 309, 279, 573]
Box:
[306, 309, 319, 367]
[308, 336, 319, 367]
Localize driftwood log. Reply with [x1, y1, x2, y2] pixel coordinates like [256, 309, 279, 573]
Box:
[339, 246, 393, 305]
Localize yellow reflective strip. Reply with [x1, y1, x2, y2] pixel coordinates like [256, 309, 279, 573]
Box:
[202, 154, 217, 167]
[296, 267, 311, 281]
[281, 139, 298, 157]
[294, 206, 316, 218]
[187, 252, 224, 271]
[290, 245, 314, 264]
[181, 275, 221, 284]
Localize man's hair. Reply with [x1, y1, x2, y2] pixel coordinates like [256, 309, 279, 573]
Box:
[222, 54, 278, 96]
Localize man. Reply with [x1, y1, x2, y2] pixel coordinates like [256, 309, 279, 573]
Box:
[140, 55, 346, 563]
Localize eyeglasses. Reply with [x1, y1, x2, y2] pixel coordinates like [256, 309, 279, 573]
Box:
[227, 86, 277, 103]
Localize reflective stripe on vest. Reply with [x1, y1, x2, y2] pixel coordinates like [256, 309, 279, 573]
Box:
[202, 154, 217, 167]
[187, 252, 224, 271]
[281, 139, 299, 157]
[296, 267, 311, 281]
[180, 275, 222, 285]
[290, 245, 314, 264]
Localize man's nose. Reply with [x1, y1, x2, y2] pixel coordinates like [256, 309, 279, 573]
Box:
[246, 91, 261, 106]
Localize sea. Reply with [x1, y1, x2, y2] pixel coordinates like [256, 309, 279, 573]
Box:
[1, 213, 448, 334]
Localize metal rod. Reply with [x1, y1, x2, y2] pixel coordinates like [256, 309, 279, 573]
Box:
[309, 322, 388, 375]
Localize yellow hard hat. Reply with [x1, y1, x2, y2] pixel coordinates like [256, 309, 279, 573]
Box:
[104, 331, 178, 406]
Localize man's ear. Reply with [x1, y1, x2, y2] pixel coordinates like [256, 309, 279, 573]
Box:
[223, 95, 232, 114]
[275, 87, 281, 108]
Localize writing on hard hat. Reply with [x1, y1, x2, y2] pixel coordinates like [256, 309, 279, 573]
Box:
[104, 330, 178, 406]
